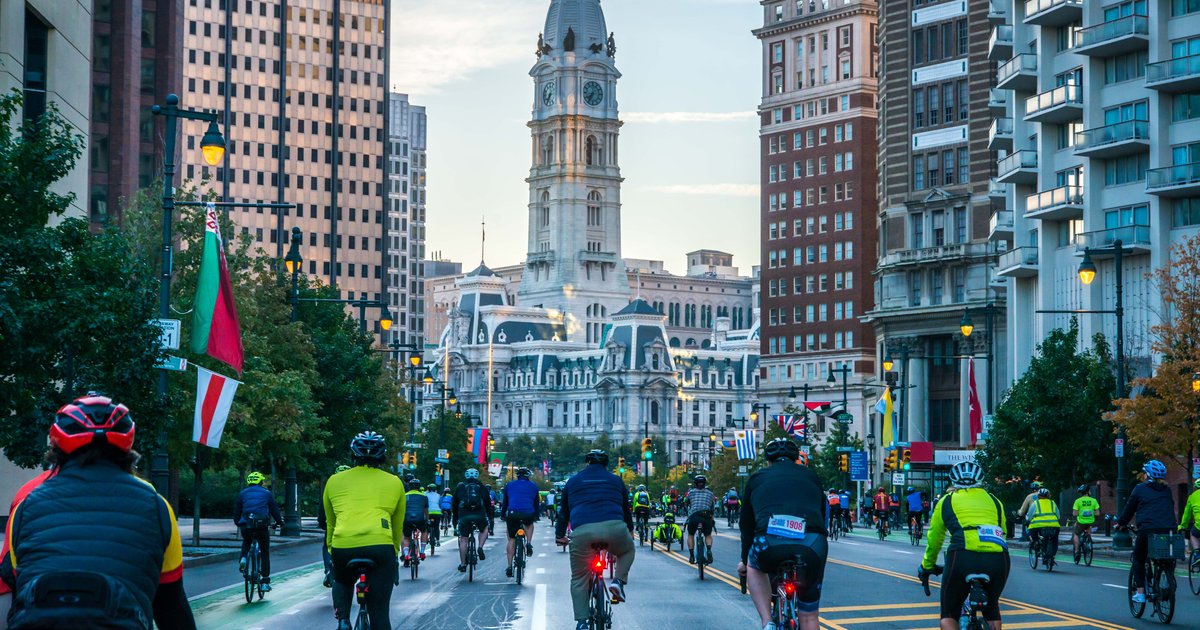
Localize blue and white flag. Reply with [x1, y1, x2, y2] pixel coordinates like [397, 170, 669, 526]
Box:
[735, 429, 756, 460]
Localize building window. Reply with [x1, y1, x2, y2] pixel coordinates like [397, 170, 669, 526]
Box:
[22, 12, 49, 122]
[1103, 51, 1148, 84]
[913, 156, 925, 190]
[1104, 154, 1148, 185]
[1173, 93, 1200, 122]
[909, 272, 922, 306]
[1173, 198, 1200, 226]
[587, 190, 602, 226]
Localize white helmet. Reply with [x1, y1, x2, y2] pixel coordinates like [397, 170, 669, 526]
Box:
[949, 461, 984, 488]
[464, 468, 480, 480]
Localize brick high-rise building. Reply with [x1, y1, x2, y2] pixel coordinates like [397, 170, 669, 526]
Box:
[754, 0, 881, 440]
[181, 0, 391, 337]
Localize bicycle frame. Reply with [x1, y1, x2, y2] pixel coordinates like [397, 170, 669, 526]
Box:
[588, 546, 612, 629]
[771, 561, 805, 629]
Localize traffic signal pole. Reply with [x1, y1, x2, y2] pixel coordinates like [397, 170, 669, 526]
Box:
[643, 422, 650, 490]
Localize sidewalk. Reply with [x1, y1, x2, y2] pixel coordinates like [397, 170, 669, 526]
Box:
[178, 517, 325, 568]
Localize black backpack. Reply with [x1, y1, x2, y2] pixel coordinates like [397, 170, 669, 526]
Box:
[8, 570, 150, 630]
[461, 482, 486, 512]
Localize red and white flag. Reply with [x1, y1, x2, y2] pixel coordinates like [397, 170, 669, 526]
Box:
[968, 358, 983, 446]
[193, 365, 241, 448]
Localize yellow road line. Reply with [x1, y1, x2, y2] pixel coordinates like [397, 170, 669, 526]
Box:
[822, 602, 936, 613]
[831, 608, 1041, 625]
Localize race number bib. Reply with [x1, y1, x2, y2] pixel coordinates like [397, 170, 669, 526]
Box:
[977, 525, 1007, 549]
[1080, 509, 1094, 518]
[767, 515, 807, 539]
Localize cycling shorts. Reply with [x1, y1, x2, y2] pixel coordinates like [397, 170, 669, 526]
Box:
[458, 514, 489, 536]
[747, 533, 828, 613]
[941, 549, 1009, 621]
[686, 511, 714, 536]
[634, 506, 651, 519]
[1073, 521, 1092, 536]
[505, 512, 537, 538]
[402, 518, 428, 537]
[1189, 526, 1200, 539]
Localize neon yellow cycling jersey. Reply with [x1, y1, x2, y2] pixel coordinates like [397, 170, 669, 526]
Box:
[1026, 498, 1060, 530]
[1180, 490, 1200, 532]
[921, 488, 1007, 570]
[1072, 496, 1100, 525]
[323, 466, 406, 553]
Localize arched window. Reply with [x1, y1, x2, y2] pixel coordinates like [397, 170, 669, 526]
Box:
[587, 190, 602, 226]
[539, 191, 550, 227]
[650, 400, 660, 425]
[585, 135, 603, 166]
[541, 134, 554, 165]
[586, 136, 595, 166]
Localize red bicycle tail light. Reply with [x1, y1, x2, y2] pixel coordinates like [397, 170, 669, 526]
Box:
[784, 581, 796, 595]
[593, 557, 606, 571]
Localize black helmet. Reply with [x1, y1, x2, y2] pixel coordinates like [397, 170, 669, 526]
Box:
[350, 431, 386, 461]
[585, 449, 609, 466]
[406, 478, 423, 490]
[764, 438, 800, 463]
[694, 475, 707, 488]
[1037, 487, 1051, 498]
[1076, 484, 1090, 494]
[516, 467, 531, 478]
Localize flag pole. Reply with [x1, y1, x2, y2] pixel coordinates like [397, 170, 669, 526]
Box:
[192, 443, 203, 547]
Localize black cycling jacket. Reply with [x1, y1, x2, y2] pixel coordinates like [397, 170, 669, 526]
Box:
[1118, 480, 1176, 531]
[740, 460, 827, 562]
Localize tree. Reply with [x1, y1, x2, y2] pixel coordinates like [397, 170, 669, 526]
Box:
[1111, 233, 1200, 471]
[975, 320, 1117, 491]
[809, 416, 862, 490]
[0, 92, 165, 467]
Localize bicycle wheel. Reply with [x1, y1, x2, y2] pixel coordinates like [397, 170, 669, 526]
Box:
[410, 550, 419, 581]
[1154, 564, 1176, 624]
[354, 608, 370, 630]
[515, 537, 525, 585]
[1189, 551, 1200, 596]
[467, 539, 476, 583]
[244, 545, 258, 603]
[1028, 543, 1038, 570]
[1083, 537, 1093, 567]
[1129, 564, 1146, 618]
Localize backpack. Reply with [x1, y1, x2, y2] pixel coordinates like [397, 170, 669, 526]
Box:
[9, 570, 150, 630]
[461, 482, 486, 512]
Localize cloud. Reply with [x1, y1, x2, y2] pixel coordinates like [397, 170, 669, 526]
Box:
[639, 183, 759, 197]
[390, 0, 544, 96]
[622, 111, 757, 124]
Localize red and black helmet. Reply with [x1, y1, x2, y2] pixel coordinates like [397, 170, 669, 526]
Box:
[50, 394, 135, 455]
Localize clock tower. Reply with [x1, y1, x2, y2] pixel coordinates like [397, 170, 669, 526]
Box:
[520, 0, 629, 345]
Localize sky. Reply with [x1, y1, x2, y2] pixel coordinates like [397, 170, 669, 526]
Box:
[390, 0, 762, 276]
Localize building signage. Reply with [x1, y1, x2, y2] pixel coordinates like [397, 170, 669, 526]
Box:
[933, 449, 977, 466]
[849, 451, 868, 481]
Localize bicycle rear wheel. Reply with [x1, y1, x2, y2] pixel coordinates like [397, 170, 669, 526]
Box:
[697, 538, 707, 580]
[354, 608, 370, 630]
[515, 537, 525, 585]
[1153, 564, 1175, 624]
[467, 539, 476, 582]
[1082, 537, 1093, 567]
[1129, 564, 1146, 618]
[1189, 551, 1200, 596]
[1027, 544, 1038, 570]
[244, 545, 258, 603]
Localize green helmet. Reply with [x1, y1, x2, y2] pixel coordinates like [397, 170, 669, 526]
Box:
[246, 471, 265, 485]
[335, 465, 351, 474]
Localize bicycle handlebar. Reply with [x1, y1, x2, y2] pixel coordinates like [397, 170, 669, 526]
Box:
[919, 565, 943, 597]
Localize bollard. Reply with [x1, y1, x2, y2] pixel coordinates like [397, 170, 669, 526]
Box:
[1104, 514, 1113, 537]
[1005, 512, 1016, 539]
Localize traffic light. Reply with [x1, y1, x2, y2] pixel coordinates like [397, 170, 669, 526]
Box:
[618, 456, 626, 474]
[884, 450, 897, 472]
[837, 454, 848, 472]
[641, 438, 653, 460]
[901, 448, 912, 471]
[435, 463, 442, 476]
[408, 452, 418, 470]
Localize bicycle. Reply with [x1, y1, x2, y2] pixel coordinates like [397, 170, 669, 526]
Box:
[876, 512, 889, 541]
[919, 565, 991, 630]
[586, 542, 613, 630]
[1027, 531, 1055, 572]
[1074, 525, 1093, 567]
[463, 527, 479, 582]
[828, 514, 840, 542]
[694, 523, 710, 580]
[1188, 547, 1200, 596]
[407, 537, 420, 581]
[242, 535, 265, 603]
[727, 504, 740, 529]
[651, 526, 680, 552]
[1129, 530, 1181, 624]
[513, 527, 528, 585]
[769, 554, 808, 630]
[346, 558, 375, 630]
[909, 516, 923, 547]
[635, 511, 650, 546]
[428, 517, 440, 556]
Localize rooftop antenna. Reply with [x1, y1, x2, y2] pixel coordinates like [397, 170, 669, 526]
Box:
[635, 268, 641, 300]
[480, 215, 486, 264]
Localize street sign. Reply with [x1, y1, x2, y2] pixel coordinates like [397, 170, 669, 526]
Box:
[832, 410, 853, 423]
[434, 474, 443, 485]
[848, 451, 868, 481]
[892, 472, 906, 484]
[836, 446, 855, 452]
[404, 443, 425, 449]
[152, 318, 181, 350]
[1193, 457, 1199, 479]
[738, 465, 748, 473]
[154, 355, 188, 372]
[434, 457, 449, 464]
[438, 449, 449, 460]
[1115, 438, 1125, 457]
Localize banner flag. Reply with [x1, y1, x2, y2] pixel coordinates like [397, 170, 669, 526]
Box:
[192, 365, 241, 447]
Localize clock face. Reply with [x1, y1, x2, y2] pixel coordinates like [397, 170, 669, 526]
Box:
[583, 81, 604, 107]
[542, 83, 556, 107]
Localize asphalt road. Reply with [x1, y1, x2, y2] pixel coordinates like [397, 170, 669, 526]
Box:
[186, 521, 1200, 629]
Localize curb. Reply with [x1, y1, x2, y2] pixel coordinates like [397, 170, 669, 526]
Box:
[184, 536, 324, 568]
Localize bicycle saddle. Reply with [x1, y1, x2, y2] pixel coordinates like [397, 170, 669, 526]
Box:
[964, 573, 990, 583]
[347, 559, 377, 572]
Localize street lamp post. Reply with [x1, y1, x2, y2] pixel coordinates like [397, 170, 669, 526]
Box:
[959, 304, 1002, 415]
[148, 94, 226, 497]
[1193, 372, 1200, 477]
[828, 365, 851, 407]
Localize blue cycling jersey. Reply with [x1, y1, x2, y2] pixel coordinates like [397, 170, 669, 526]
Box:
[906, 491, 924, 513]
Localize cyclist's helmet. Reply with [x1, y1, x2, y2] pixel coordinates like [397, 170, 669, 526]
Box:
[1194, 479, 1200, 489]
[516, 467, 531, 478]
[443, 487, 452, 493]
[906, 486, 915, 493]
[465, 468, 480, 480]
[50, 394, 135, 455]
[427, 484, 438, 491]
[636, 484, 646, 491]
[664, 513, 676, 524]
[948, 461, 984, 488]
[246, 471, 265, 485]
[349, 431, 386, 461]
[764, 437, 800, 463]
[335, 464, 351, 473]
[1143, 459, 1167, 479]
[584, 449, 609, 466]
[1077, 484, 1090, 494]
[1030, 481, 1042, 489]
[828, 488, 837, 494]
[693, 475, 707, 488]
[406, 478, 423, 490]
[1037, 487, 1051, 498]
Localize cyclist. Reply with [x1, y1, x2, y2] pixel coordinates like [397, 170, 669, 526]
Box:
[1022, 487, 1061, 566]
[872, 487, 892, 534]
[323, 431, 406, 630]
[838, 488, 852, 531]
[440, 487, 454, 515]
[1017, 481, 1043, 541]
[1072, 484, 1100, 562]
[545, 484, 558, 520]
[425, 484, 444, 545]
[653, 513, 683, 547]
[1180, 479, 1200, 562]
[684, 475, 717, 564]
[554, 449, 635, 630]
[632, 484, 653, 533]
[234, 471, 284, 591]
[502, 467, 541, 578]
[826, 489, 841, 532]
[725, 487, 741, 517]
[317, 464, 352, 587]
[2, 395, 196, 629]
[737, 438, 827, 630]
[1117, 459, 1178, 604]
[452, 468, 495, 573]
[401, 478, 429, 565]
[906, 486, 924, 532]
[918, 461, 1009, 630]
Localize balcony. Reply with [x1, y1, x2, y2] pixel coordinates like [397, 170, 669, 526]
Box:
[1072, 15, 1148, 57]
[996, 150, 1038, 185]
[988, 0, 1009, 22]
[1146, 162, 1200, 197]
[997, 54, 1038, 92]
[1024, 0, 1082, 26]
[878, 243, 991, 269]
[988, 178, 1007, 200]
[1024, 84, 1083, 124]
[1025, 185, 1083, 221]
[989, 25, 1013, 61]
[1146, 54, 1200, 93]
[1074, 225, 1152, 254]
[988, 88, 1009, 114]
[996, 246, 1039, 278]
[1073, 120, 1150, 159]
[989, 210, 1014, 241]
[988, 117, 1014, 151]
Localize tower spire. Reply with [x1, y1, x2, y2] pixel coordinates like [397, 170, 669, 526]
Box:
[481, 215, 486, 264]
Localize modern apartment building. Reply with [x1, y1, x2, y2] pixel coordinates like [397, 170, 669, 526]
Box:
[865, 0, 1007, 449]
[990, 0, 1200, 383]
[89, 0, 184, 226]
[754, 0, 881, 439]
[385, 93, 428, 349]
[181, 0, 391, 337]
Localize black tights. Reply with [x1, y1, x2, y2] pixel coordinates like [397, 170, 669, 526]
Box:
[331, 545, 397, 627]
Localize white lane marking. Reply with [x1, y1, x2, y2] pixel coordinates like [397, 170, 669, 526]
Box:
[839, 541, 861, 546]
[537, 553, 547, 558]
[892, 550, 915, 555]
[536, 567, 546, 574]
[186, 561, 323, 601]
[1103, 583, 1128, 590]
[284, 609, 301, 615]
[531, 583, 548, 630]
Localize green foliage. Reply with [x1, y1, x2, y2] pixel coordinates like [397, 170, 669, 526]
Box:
[976, 320, 1117, 493]
[808, 415, 862, 490]
[0, 91, 164, 467]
